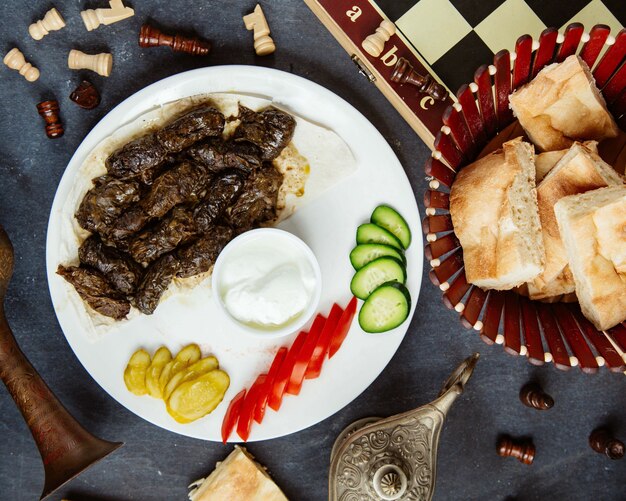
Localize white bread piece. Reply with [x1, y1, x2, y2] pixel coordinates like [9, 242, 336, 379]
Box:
[189, 446, 288, 501]
[555, 185, 626, 331]
[450, 137, 544, 290]
[535, 140, 598, 182]
[509, 55, 618, 152]
[528, 143, 623, 299]
[593, 192, 626, 274]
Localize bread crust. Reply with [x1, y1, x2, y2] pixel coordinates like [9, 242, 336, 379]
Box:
[510, 55, 618, 152]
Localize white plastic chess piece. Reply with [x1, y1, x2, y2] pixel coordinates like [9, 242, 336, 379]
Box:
[3, 48, 40, 82]
[362, 19, 396, 57]
[29, 8, 66, 40]
[68, 49, 113, 77]
[243, 4, 275, 56]
[81, 0, 134, 31]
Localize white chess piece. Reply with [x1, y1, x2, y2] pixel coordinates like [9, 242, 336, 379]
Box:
[3, 48, 40, 82]
[29, 8, 66, 40]
[68, 49, 113, 77]
[81, 0, 134, 31]
[243, 4, 275, 56]
[362, 20, 396, 57]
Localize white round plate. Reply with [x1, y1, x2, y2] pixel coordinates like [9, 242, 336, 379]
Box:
[46, 66, 423, 442]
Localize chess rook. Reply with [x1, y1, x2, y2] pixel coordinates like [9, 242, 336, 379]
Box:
[361, 19, 395, 58]
[519, 382, 554, 410]
[29, 8, 65, 40]
[81, 0, 134, 31]
[3, 48, 39, 82]
[589, 428, 624, 460]
[37, 101, 64, 139]
[243, 4, 275, 56]
[139, 24, 211, 56]
[391, 57, 447, 101]
[70, 81, 101, 109]
[497, 435, 535, 464]
[68, 50, 113, 77]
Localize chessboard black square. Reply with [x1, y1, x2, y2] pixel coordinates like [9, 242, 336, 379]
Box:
[431, 30, 493, 93]
[524, 0, 590, 28]
[449, 0, 508, 28]
[377, 0, 419, 24]
[602, 0, 626, 28]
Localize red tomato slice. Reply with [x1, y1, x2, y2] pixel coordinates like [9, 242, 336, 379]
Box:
[328, 297, 358, 358]
[285, 314, 326, 395]
[254, 347, 288, 424]
[305, 304, 343, 379]
[221, 389, 246, 444]
[236, 375, 267, 442]
[268, 331, 307, 411]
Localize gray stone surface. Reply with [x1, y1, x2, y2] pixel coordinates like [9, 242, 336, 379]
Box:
[0, 1, 625, 500]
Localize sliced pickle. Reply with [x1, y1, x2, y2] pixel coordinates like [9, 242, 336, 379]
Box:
[158, 344, 202, 394]
[123, 349, 151, 396]
[145, 347, 172, 398]
[166, 370, 230, 423]
[175, 343, 201, 364]
[163, 356, 218, 401]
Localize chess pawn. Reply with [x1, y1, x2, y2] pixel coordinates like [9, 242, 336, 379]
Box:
[81, 0, 134, 31]
[3, 48, 40, 82]
[243, 4, 275, 56]
[519, 382, 554, 410]
[589, 428, 625, 460]
[68, 50, 113, 77]
[29, 8, 66, 40]
[139, 24, 211, 56]
[497, 435, 535, 465]
[362, 19, 395, 58]
[70, 81, 101, 109]
[37, 100, 64, 139]
[391, 57, 447, 101]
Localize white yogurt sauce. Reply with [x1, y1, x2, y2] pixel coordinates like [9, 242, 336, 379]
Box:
[218, 236, 317, 329]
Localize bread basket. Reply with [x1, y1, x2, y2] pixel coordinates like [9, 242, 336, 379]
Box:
[423, 23, 626, 373]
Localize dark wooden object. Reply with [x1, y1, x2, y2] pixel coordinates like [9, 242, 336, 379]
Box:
[497, 436, 535, 465]
[70, 80, 101, 110]
[391, 57, 447, 101]
[36, 100, 63, 139]
[519, 382, 554, 410]
[139, 24, 211, 56]
[0, 224, 122, 499]
[589, 428, 625, 460]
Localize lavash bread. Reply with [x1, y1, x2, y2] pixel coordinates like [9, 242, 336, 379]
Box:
[554, 185, 626, 331]
[188, 446, 288, 501]
[509, 55, 618, 152]
[535, 140, 598, 182]
[450, 137, 544, 290]
[528, 143, 623, 300]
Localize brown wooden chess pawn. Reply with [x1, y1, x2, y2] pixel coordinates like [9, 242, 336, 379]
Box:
[139, 24, 211, 56]
[37, 101, 64, 139]
[589, 428, 624, 460]
[519, 382, 554, 410]
[70, 81, 101, 109]
[391, 57, 447, 102]
[497, 435, 535, 465]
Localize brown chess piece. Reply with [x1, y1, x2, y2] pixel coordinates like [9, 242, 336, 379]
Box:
[70, 80, 101, 109]
[37, 100, 64, 139]
[589, 428, 624, 460]
[519, 382, 554, 410]
[497, 435, 535, 465]
[139, 24, 211, 56]
[391, 57, 447, 101]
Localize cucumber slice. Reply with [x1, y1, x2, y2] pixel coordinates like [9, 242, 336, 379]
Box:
[359, 282, 411, 333]
[371, 205, 411, 249]
[350, 244, 406, 270]
[356, 223, 403, 250]
[350, 257, 406, 299]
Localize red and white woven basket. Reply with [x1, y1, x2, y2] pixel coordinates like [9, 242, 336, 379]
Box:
[423, 24, 626, 373]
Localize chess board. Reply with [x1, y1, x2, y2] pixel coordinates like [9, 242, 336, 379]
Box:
[305, 0, 625, 147]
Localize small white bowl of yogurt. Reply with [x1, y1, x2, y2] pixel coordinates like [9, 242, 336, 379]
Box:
[211, 228, 322, 338]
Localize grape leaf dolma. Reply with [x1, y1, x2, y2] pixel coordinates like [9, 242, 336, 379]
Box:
[57, 265, 131, 320]
[63, 102, 298, 320]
